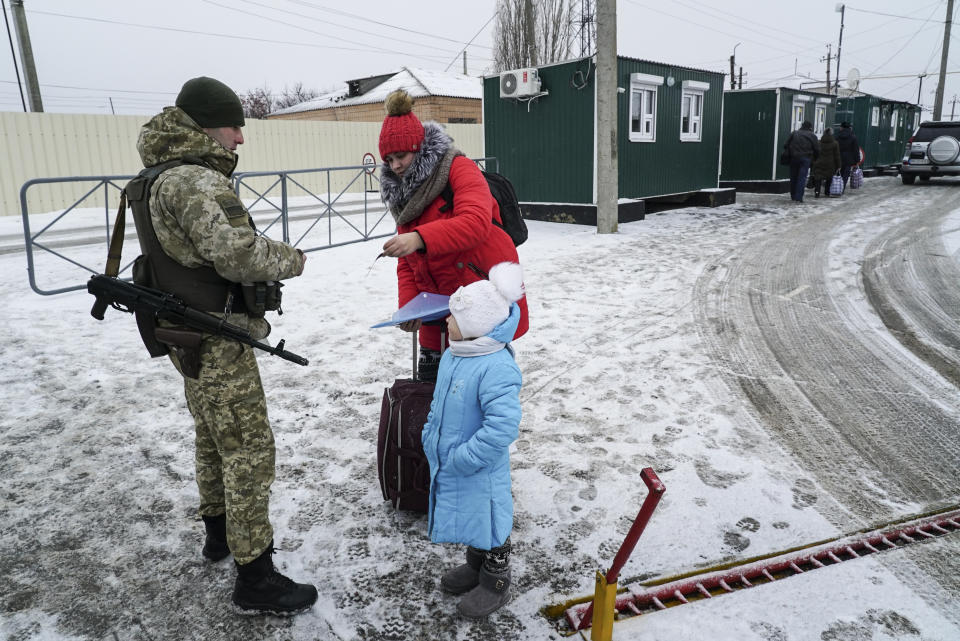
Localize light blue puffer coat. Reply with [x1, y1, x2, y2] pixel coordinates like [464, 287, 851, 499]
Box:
[422, 303, 522, 550]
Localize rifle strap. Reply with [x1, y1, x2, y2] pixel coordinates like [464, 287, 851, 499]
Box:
[104, 191, 127, 278]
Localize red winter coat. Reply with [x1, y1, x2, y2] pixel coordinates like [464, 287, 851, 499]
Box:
[397, 155, 529, 351]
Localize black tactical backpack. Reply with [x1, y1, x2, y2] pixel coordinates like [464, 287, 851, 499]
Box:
[439, 170, 528, 247]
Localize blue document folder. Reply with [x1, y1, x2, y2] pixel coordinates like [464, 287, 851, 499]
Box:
[370, 292, 450, 328]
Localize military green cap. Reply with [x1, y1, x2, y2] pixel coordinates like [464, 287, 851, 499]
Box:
[176, 76, 245, 128]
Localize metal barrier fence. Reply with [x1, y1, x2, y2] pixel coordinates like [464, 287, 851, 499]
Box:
[20, 157, 498, 296]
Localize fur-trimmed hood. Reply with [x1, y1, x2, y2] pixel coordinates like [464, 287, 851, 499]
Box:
[380, 121, 454, 209]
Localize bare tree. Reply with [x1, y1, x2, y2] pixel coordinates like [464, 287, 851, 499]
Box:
[273, 82, 319, 110]
[493, 0, 575, 72]
[538, 0, 574, 65]
[240, 83, 319, 118]
[240, 86, 272, 119]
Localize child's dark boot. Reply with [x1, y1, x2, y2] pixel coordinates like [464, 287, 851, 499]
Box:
[441, 546, 484, 594]
[457, 567, 511, 619]
[457, 538, 511, 619]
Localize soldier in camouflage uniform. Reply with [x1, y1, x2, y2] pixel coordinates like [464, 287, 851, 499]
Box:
[136, 76, 317, 616]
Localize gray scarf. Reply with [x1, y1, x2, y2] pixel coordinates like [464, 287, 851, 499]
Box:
[391, 147, 461, 226]
[380, 121, 463, 226]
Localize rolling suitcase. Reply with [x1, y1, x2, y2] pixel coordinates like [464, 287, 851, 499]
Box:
[377, 329, 444, 512]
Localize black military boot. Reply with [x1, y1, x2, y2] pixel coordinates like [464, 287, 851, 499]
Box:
[201, 514, 230, 562]
[440, 546, 484, 595]
[232, 546, 318, 616]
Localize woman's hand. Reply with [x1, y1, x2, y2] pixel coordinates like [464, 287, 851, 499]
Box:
[397, 319, 422, 333]
[382, 232, 424, 258]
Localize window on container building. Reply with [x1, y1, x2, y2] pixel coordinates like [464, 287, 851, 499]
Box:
[629, 84, 657, 142]
[628, 73, 662, 142]
[680, 80, 709, 141]
[815, 105, 826, 136]
[871, 106, 880, 126]
[889, 110, 898, 140]
[792, 104, 805, 131]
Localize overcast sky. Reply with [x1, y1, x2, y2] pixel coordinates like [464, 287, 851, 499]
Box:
[1, 0, 957, 117]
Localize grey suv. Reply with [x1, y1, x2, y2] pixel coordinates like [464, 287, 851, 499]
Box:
[900, 121, 960, 184]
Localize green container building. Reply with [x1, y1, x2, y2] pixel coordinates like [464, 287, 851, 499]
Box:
[483, 56, 728, 223]
[834, 94, 921, 168]
[720, 87, 837, 188]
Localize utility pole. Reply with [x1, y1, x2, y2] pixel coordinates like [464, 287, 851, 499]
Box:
[821, 45, 832, 93]
[951, 95, 958, 120]
[1, 0, 26, 111]
[108, 97, 115, 115]
[834, 4, 845, 95]
[917, 73, 926, 109]
[738, 67, 743, 90]
[595, 0, 617, 234]
[10, 0, 42, 111]
[729, 43, 740, 90]
[462, 51, 467, 75]
[934, 0, 954, 119]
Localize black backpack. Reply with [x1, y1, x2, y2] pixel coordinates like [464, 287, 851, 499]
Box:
[439, 170, 528, 246]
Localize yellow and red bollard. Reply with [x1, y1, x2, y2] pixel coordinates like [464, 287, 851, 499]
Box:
[575, 468, 665, 641]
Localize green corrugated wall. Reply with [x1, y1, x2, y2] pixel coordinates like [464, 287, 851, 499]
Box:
[483, 56, 724, 204]
[483, 60, 595, 204]
[616, 59, 723, 198]
[720, 88, 836, 181]
[835, 95, 918, 167]
[720, 90, 779, 181]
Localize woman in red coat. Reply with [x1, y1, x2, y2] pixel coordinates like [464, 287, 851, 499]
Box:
[379, 89, 528, 381]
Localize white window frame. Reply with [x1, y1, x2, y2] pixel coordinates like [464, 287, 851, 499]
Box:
[628, 73, 661, 143]
[792, 104, 805, 131]
[680, 80, 709, 142]
[889, 109, 899, 140]
[814, 105, 827, 136]
[871, 106, 880, 126]
[913, 112, 921, 130]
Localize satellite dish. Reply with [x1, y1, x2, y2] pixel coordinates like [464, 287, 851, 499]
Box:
[846, 68, 861, 90]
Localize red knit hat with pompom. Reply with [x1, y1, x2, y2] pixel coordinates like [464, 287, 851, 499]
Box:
[379, 90, 425, 159]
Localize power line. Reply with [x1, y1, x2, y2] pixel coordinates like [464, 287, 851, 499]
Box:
[0, 78, 175, 95]
[202, 0, 488, 63]
[674, 0, 823, 51]
[283, 0, 493, 51]
[444, 13, 497, 72]
[25, 8, 451, 63]
[845, 4, 949, 23]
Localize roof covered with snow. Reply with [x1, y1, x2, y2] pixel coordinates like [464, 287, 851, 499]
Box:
[270, 67, 482, 116]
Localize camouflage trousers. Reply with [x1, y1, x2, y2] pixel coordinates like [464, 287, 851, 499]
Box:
[170, 335, 275, 565]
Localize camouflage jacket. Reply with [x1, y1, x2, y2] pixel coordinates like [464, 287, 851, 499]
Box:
[136, 107, 303, 337]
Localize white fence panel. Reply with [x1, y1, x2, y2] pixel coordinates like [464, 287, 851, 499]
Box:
[1, 111, 483, 217]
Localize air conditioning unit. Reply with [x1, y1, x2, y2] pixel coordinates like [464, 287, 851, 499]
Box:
[500, 68, 541, 98]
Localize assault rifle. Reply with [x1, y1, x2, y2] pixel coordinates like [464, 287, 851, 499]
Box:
[87, 274, 308, 366]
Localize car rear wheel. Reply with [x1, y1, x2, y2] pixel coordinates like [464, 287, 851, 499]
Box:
[927, 135, 960, 164]
[902, 173, 917, 185]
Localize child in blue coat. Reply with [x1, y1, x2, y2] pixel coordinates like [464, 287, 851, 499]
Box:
[421, 261, 524, 619]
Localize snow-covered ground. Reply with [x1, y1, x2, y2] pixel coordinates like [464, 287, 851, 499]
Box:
[2, 179, 959, 640]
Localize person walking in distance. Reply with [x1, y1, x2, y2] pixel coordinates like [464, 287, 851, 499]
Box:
[811, 127, 841, 198]
[134, 76, 316, 615]
[836, 121, 860, 191]
[784, 120, 821, 202]
[422, 262, 525, 619]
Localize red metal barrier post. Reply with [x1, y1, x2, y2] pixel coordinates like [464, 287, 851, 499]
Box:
[575, 467, 666, 637]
